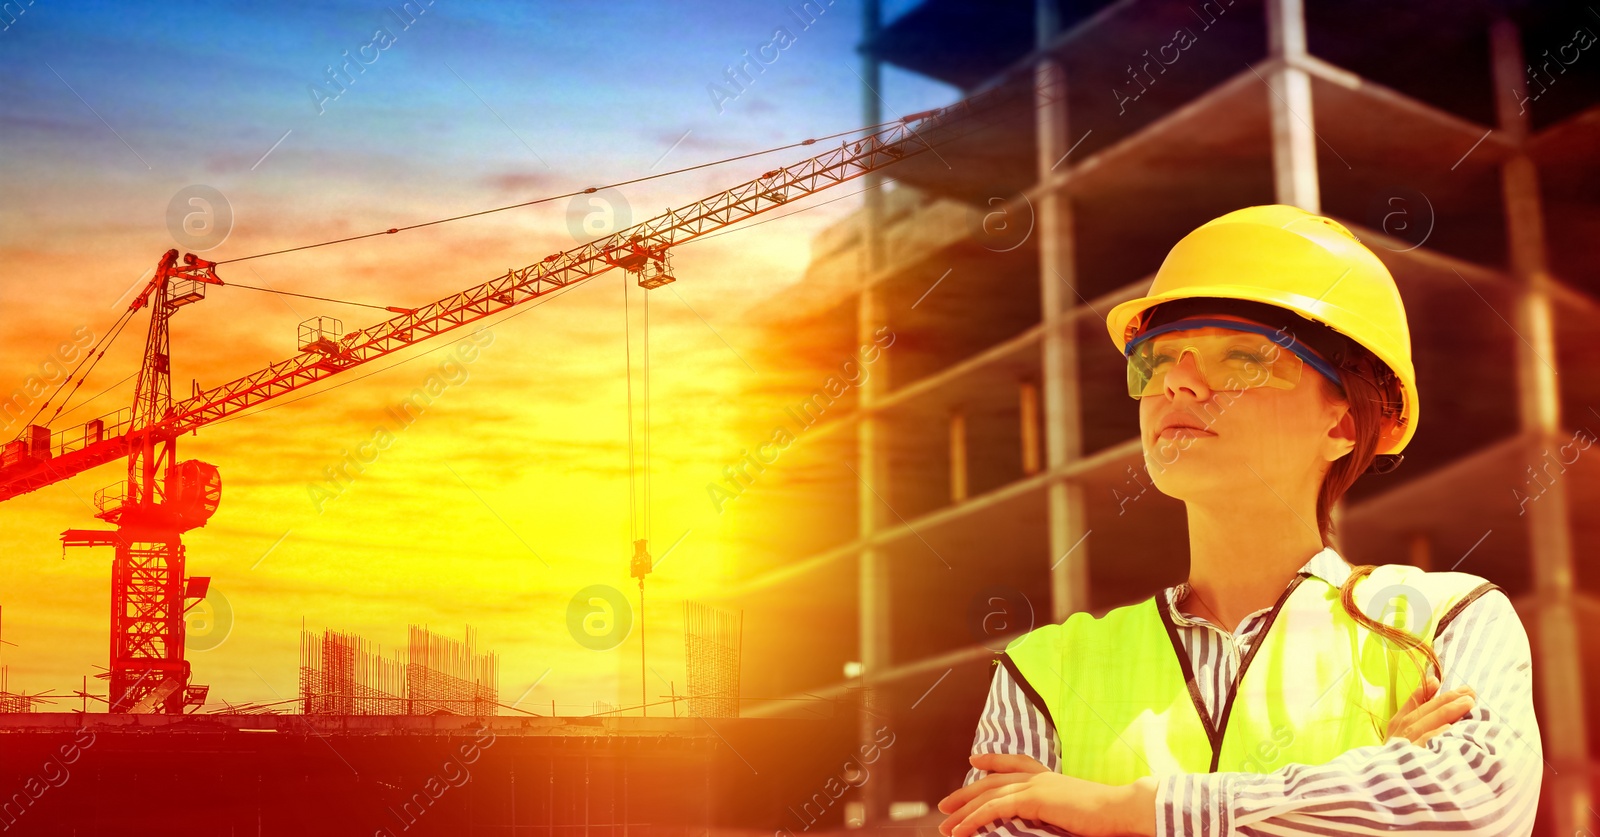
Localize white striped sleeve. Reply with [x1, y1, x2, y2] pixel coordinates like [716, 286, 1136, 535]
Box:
[962, 661, 1075, 837]
[1158, 589, 1543, 837]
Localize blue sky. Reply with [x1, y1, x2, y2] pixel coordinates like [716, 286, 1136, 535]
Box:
[1, 0, 949, 238]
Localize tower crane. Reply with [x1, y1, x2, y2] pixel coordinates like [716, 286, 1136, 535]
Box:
[0, 74, 1033, 713]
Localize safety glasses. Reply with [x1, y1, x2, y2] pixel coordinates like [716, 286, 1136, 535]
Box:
[1125, 317, 1343, 399]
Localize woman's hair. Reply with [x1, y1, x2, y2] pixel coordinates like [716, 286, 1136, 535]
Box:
[1312, 346, 1393, 547]
[1317, 346, 1445, 693]
[1142, 299, 1443, 694]
[1342, 563, 1444, 733]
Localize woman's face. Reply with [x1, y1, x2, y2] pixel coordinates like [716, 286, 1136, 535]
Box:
[1136, 314, 1356, 504]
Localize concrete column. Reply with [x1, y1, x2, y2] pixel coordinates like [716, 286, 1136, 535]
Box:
[1490, 18, 1592, 836]
[1266, 0, 1343, 546]
[1020, 380, 1042, 475]
[950, 410, 969, 503]
[1036, 0, 1090, 624]
[856, 0, 893, 825]
[1265, 0, 1319, 212]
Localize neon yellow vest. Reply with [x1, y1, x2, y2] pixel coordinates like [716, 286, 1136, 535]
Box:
[1003, 564, 1499, 784]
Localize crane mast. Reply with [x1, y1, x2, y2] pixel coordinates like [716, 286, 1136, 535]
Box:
[58, 250, 222, 713]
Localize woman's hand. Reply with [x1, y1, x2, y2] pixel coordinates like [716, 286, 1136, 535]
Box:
[1388, 673, 1475, 747]
[937, 753, 1157, 837]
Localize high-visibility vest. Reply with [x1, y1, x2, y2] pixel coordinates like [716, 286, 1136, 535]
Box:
[1002, 563, 1501, 784]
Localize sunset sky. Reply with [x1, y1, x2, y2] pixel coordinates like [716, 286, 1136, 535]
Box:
[0, 0, 954, 714]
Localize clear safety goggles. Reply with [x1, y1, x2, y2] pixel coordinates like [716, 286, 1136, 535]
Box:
[1124, 317, 1342, 399]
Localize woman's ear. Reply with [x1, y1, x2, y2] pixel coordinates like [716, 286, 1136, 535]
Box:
[1325, 403, 1357, 462]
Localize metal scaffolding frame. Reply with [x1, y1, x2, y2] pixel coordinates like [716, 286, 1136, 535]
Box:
[299, 625, 498, 716]
[682, 601, 743, 719]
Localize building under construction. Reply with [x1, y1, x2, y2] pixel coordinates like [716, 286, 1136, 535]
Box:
[299, 625, 499, 717]
[725, 0, 1599, 835]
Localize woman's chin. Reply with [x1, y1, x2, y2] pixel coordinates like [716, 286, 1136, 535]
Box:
[1144, 449, 1225, 491]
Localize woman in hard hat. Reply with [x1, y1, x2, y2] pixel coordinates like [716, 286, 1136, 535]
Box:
[936, 206, 1542, 837]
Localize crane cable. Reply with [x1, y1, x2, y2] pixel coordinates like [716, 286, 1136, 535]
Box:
[53, 372, 135, 424]
[621, 269, 657, 718]
[644, 279, 651, 545]
[17, 303, 139, 438]
[211, 118, 908, 267]
[219, 281, 410, 313]
[621, 274, 652, 546]
[210, 170, 897, 334]
[624, 275, 637, 544]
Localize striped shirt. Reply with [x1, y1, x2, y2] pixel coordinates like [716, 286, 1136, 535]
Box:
[962, 547, 1544, 836]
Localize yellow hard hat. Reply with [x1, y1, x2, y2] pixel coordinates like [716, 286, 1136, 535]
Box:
[1105, 204, 1417, 457]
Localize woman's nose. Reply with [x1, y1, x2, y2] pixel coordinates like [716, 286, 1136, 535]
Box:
[1162, 350, 1212, 400]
